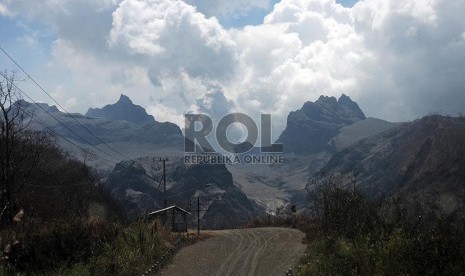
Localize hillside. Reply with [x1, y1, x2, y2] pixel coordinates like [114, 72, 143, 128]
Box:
[104, 157, 260, 228]
[329, 117, 399, 150]
[23, 94, 464, 218]
[21, 98, 183, 170]
[315, 115, 465, 212]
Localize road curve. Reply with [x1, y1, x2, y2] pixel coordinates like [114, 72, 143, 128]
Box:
[160, 227, 306, 276]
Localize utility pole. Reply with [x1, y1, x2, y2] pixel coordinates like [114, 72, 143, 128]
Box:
[162, 158, 167, 208]
[155, 157, 169, 208]
[192, 196, 208, 237]
[197, 197, 200, 236]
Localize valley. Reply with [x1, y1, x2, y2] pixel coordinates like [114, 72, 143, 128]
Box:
[21, 93, 465, 223]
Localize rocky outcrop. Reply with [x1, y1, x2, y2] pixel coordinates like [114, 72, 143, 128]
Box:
[104, 157, 259, 228]
[86, 94, 155, 125]
[277, 94, 366, 154]
[105, 161, 164, 218]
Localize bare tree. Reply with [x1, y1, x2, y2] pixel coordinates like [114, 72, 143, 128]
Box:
[0, 71, 49, 226]
[80, 148, 97, 166]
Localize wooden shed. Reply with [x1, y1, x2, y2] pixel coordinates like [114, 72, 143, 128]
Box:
[148, 206, 190, 232]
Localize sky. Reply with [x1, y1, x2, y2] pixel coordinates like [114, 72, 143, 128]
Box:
[1, 0, 465, 139]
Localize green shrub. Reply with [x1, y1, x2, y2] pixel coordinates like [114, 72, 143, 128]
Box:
[1, 218, 176, 275]
[299, 176, 465, 275]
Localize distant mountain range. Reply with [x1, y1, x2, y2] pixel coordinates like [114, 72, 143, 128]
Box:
[20, 93, 465, 222]
[21, 95, 258, 227]
[23, 95, 183, 170]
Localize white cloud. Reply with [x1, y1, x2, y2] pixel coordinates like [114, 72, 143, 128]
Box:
[226, 0, 364, 134]
[0, 3, 11, 16]
[2, 0, 465, 138]
[109, 0, 238, 81]
[351, 0, 465, 119]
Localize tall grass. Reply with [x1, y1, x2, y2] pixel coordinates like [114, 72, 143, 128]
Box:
[1, 217, 180, 275]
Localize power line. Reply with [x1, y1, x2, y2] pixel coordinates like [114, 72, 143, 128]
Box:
[0, 45, 132, 161]
[14, 84, 123, 163]
[21, 107, 118, 165]
[18, 89, 120, 164]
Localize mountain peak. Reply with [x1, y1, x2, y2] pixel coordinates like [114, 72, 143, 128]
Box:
[85, 94, 155, 125]
[118, 94, 132, 104]
[338, 93, 351, 104]
[317, 95, 338, 104]
[277, 94, 366, 154]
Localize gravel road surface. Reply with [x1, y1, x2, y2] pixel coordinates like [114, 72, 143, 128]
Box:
[160, 227, 306, 276]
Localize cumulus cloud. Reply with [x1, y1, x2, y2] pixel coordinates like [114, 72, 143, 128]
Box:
[228, 0, 364, 134]
[2, 0, 465, 139]
[228, 0, 465, 132]
[109, 0, 238, 81]
[2, 0, 119, 52]
[351, 0, 465, 119]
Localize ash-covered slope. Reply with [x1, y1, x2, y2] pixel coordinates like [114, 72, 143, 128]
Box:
[315, 115, 465, 211]
[104, 158, 259, 228]
[277, 94, 366, 154]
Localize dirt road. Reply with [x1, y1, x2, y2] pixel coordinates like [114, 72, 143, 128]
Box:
[160, 227, 306, 276]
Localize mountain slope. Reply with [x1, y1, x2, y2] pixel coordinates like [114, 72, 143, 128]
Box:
[22, 97, 184, 169]
[86, 94, 155, 125]
[315, 115, 465, 211]
[277, 94, 366, 154]
[104, 157, 260, 228]
[329, 117, 399, 150]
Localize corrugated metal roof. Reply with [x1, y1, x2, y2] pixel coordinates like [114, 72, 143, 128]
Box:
[148, 205, 190, 215]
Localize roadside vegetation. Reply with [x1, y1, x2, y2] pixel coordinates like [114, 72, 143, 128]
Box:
[0, 71, 179, 275]
[298, 174, 465, 275]
[1, 219, 178, 275]
[247, 173, 465, 275]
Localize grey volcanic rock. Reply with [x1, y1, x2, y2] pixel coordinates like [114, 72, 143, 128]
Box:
[314, 115, 465, 212]
[171, 162, 258, 229]
[22, 98, 184, 169]
[104, 157, 259, 228]
[86, 94, 155, 125]
[278, 94, 366, 154]
[105, 161, 164, 218]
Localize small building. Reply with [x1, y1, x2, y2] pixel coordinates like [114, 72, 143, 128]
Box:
[148, 205, 190, 232]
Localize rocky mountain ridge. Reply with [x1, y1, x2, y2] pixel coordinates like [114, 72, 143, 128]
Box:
[22, 96, 184, 170]
[86, 94, 156, 125]
[22, 93, 463, 220]
[277, 94, 366, 154]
